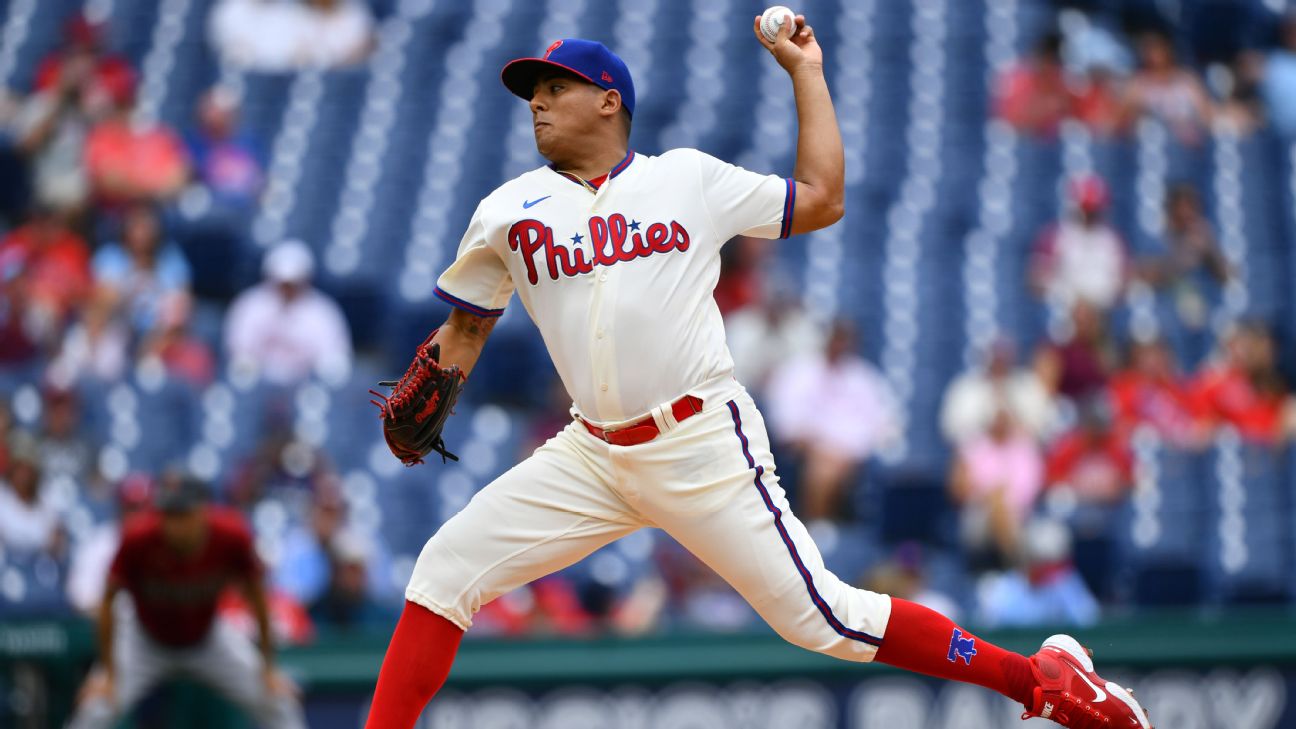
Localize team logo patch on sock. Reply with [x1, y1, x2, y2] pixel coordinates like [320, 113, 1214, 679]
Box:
[947, 628, 978, 665]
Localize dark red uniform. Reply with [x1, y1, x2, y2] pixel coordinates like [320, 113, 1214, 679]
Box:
[109, 508, 261, 647]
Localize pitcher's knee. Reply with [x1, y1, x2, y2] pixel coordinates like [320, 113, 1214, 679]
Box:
[404, 535, 480, 631]
[763, 586, 892, 663]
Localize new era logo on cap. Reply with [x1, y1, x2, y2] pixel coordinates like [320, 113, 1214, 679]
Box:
[501, 38, 636, 118]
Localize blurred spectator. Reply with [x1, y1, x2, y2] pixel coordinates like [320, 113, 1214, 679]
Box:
[976, 518, 1100, 628]
[1262, 13, 1296, 140]
[949, 408, 1044, 568]
[863, 543, 961, 622]
[1029, 174, 1128, 312]
[308, 530, 396, 631]
[1137, 183, 1230, 331]
[92, 203, 193, 336]
[767, 319, 899, 521]
[273, 489, 347, 606]
[209, 0, 302, 71]
[1190, 321, 1292, 444]
[216, 586, 316, 646]
[1037, 300, 1117, 402]
[994, 31, 1074, 136]
[36, 385, 96, 485]
[941, 338, 1055, 445]
[273, 485, 403, 615]
[300, 0, 376, 68]
[33, 14, 135, 99]
[469, 575, 599, 637]
[186, 86, 264, 209]
[1072, 62, 1127, 137]
[0, 206, 92, 327]
[1059, 10, 1133, 76]
[226, 415, 339, 509]
[1108, 337, 1203, 446]
[48, 295, 131, 383]
[1216, 52, 1265, 136]
[725, 288, 823, 394]
[714, 236, 770, 316]
[605, 574, 668, 637]
[0, 432, 64, 557]
[224, 240, 353, 385]
[65, 473, 153, 615]
[84, 74, 189, 207]
[138, 292, 216, 386]
[210, 0, 374, 71]
[1044, 397, 1134, 505]
[0, 239, 47, 367]
[1123, 30, 1214, 145]
[9, 47, 110, 211]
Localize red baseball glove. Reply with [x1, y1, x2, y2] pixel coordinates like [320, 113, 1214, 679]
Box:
[369, 332, 466, 465]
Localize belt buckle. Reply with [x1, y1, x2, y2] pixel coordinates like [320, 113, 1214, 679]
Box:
[584, 414, 658, 446]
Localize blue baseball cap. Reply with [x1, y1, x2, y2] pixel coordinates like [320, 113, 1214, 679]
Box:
[501, 39, 635, 118]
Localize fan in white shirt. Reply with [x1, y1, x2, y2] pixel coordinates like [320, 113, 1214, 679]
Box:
[1029, 175, 1127, 312]
[0, 433, 62, 556]
[224, 240, 353, 386]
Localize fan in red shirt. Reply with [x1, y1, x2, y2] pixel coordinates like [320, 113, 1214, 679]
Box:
[67, 480, 304, 729]
[83, 71, 189, 208]
[993, 31, 1074, 137]
[1045, 397, 1135, 505]
[32, 15, 135, 99]
[1189, 322, 1291, 444]
[1108, 337, 1206, 447]
[0, 206, 92, 324]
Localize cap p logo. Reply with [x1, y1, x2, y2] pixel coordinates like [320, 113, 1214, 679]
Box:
[601, 70, 613, 83]
[544, 40, 563, 59]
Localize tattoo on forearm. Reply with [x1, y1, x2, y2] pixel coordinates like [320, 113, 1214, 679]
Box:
[451, 310, 497, 341]
[467, 316, 497, 340]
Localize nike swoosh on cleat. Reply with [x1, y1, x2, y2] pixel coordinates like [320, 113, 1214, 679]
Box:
[1075, 670, 1107, 703]
[522, 195, 551, 209]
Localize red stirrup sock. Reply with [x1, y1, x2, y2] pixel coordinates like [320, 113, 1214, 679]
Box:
[364, 600, 465, 729]
[873, 598, 1038, 706]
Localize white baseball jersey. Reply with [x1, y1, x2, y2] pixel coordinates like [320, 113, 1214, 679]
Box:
[434, 149, 796, 424]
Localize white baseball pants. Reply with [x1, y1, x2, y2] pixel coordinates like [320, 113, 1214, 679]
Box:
[407, 389, 892, 661]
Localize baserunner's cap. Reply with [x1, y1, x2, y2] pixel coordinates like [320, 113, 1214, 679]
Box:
[156, 478, 210, 514]
[501, 39, 635, 118]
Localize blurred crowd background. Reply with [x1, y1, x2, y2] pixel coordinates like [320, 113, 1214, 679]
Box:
[2, 0, 1296, 652]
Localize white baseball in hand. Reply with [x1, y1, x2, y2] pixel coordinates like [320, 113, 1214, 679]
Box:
[760, 6, 797, 43]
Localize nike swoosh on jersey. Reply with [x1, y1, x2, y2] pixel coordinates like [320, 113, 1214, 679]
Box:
[522, 196, 551, 209]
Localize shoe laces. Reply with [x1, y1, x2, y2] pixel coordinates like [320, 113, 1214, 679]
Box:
[1022, 690, 1110, 728]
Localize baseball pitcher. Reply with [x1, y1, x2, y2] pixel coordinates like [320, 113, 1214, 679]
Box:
[365, 13, 1152, 729]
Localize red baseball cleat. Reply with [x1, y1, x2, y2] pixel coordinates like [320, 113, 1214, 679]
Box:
[1022, 634, 1153, 728]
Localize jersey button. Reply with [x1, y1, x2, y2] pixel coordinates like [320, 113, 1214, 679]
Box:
[599, 273, 608, 282]
[596, 329, 605, 339]
[600, 383, 609, 392]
